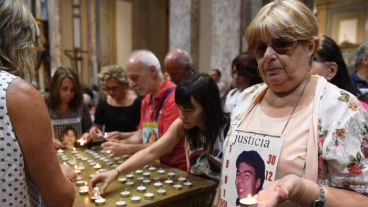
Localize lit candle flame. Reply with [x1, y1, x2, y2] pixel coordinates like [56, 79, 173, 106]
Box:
[77, 139, 86, 146]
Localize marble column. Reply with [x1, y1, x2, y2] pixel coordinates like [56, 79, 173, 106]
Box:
[47, 0, 63, 75]
[86, 0, 99, 85]
[169, 0, 192, 54]
[210, 0, 241, 89]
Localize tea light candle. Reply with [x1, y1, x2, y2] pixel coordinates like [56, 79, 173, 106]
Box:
[130, 195, 141, 203]
[137, 176, 144, 181]
[118, 177, 127, 183]
[157, 188, 166, 196]
[95, 197, 106, 206]
[76, 180, 85, 186]
[157, 169, 165, 174]
[164, 179, 173, 185]
[178, 176, 186, 182]
[183, 181, 192, 187]
[98, 169, 107, 173]
[142, 179, 151, 185]
[143, 171, 150, 177]
[148, 166, 156, 171]
[61, 157, 69, 161]
[135, 169, 143, 174]
[93, 163, 102, 170]
[126, 173, 134, 179]
[91, 187, 101, 202]
[120, 190, 130, 198]
[173, 183, 182, 190]
[153, 176, 161, 182]
[115, 200, 126, 207]
[57, 149, 64, 153]
[78, 186, 89, 195]
[153, 181, 162, 188]
[74, 165, 81, 174]
[126, 181, 134, 187]
[136, 185, 146, 193]
[144, 192, 154, 200]
[239, 194, 257, 206]
[167, 171, 175, 178]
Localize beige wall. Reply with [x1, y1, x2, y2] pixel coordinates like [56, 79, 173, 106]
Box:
[116, 0, 132, 68]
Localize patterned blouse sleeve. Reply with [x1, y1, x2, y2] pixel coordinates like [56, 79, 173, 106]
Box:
[318, 85, 368, 195]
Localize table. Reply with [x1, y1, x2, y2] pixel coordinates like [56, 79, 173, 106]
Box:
[57, 148, 217, 207]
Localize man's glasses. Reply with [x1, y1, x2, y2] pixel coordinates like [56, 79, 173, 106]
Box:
[253, 38, 303, 58]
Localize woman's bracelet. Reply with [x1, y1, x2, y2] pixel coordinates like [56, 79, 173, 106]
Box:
[112, 168, 121, 177]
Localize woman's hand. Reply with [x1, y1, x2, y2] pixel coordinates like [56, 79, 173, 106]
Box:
[256, 174, 304, 207]
[60, 164, 77, 182]
[89, 126, 104, 142]
[104, 131, 122, 140]
[89, 170, 118, 195]
[53, 138, 66, 149]
[101, 141, 130, 156]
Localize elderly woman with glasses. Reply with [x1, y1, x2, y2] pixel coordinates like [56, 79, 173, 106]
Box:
[88, 65, 141, 143]
[219, 0, 368, 207]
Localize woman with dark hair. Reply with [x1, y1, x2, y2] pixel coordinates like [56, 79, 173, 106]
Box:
[311, 35, 368, 110]
[46, 67, 92, 148]
[224, 51, 263, 113]
[89, 73, 229, 204]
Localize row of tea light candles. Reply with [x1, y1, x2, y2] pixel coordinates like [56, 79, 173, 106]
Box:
[59, 148, 195, 206]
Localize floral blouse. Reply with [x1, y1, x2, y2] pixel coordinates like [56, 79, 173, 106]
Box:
[317, 80, 368, 194]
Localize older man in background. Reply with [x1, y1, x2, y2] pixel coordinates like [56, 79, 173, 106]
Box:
[101, 50, 187, 170]
[164, 48, 194, 84]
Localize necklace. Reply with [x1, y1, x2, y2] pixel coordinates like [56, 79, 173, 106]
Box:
[280, 75, 311, 134]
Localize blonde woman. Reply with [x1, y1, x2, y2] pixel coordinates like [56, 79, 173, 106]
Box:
[0, 0, 75, 206]
[89, 65, 141, 142]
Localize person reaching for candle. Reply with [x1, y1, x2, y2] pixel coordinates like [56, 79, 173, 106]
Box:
[88, 65, 141, 144]
[219, 0, 368, 207]
[0, 0, 75, 206]
[89, 73, 230, 206]
[45, 67, 92, 149]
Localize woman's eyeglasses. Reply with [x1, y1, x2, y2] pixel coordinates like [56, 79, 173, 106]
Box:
[103, 86, 120, 92]
[253, 38, 303, 58]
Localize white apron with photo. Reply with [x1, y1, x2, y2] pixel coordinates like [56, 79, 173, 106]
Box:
[219, 114, 283, 207]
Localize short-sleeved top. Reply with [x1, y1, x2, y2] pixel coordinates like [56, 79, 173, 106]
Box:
[94, 96, 142, 132]
[139, 80, 186, 170]
[186, 122, 229, 181]
[0, 71, 44, 206]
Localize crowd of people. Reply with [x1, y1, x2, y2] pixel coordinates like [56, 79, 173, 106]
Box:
[1, 0, 368, 206]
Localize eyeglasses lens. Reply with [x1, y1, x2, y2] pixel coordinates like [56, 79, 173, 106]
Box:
[255, 39, 297, 58]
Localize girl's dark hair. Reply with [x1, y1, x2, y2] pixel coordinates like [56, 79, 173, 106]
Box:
[46, 67, 83, 111]
[315, 35, 361, 96]
[175, 73, 229, 153]
[231, 51, 263, 86]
